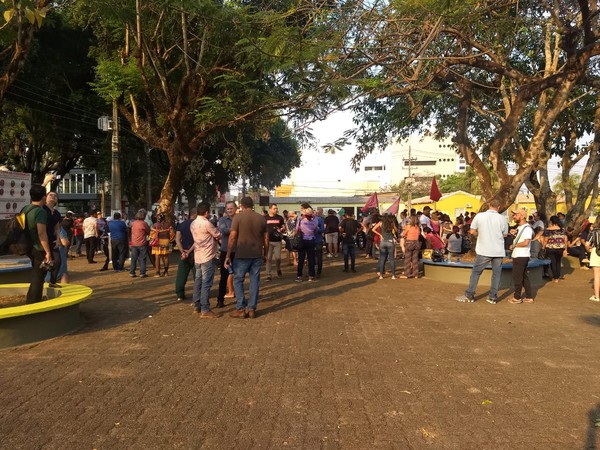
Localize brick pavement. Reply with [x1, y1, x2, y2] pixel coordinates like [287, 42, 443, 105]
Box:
[0, 253, 599, 449]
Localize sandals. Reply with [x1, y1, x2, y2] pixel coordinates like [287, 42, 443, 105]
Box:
[508, 297, 523, 304]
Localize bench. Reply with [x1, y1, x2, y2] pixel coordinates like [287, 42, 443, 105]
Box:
[423, 259, 551, 289]
[0, 283, 93, 349]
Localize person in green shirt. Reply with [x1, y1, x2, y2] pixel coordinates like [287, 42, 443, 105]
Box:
[23, 184, 52, 303]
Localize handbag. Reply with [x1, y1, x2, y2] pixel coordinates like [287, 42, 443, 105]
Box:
[150, 228, 159, 247]
[291, 229, 304, 250]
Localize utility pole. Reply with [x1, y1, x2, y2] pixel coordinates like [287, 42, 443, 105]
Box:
[404, 145, 415, 211]
[111, 99, 121, 214]
[145, 143, 152, 211]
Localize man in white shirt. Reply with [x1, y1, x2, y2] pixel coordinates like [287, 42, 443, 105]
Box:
[191, 203, 222, 318]
[456, 199, 509, 304]
[419, 206, 432, 230]
[83, 210, 99, 264]
[508, 209, 535, 304]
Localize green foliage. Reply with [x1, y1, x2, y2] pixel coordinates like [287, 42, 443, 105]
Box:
[91, 58, 142, 102]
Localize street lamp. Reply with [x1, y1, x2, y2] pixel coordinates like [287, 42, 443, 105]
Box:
[97, 100, 121, 215]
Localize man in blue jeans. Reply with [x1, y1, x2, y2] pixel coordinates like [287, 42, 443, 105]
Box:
[225, 196, 268, 319]
[455, 199, 509, 304]
[190, 203, 222, 318]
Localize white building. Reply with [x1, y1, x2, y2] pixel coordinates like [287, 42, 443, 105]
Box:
[277, 134, 465, 197]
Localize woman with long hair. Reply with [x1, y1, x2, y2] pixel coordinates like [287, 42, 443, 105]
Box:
[401, 214, 421, 278]
[542, 215, 568, 283]
[150, 213, 175, 277]
[372, 214, 397, 279]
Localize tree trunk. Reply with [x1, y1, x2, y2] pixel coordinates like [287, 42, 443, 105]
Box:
[157, 152, 186, 219]
[533, 167, 557, 218]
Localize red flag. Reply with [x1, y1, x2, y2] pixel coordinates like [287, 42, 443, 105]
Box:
[430, 178, 442, 202]
[385, 197, 401, 215]
[361, 192, 379, 213]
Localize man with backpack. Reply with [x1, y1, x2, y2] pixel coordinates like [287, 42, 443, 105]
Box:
[23, 184, 52, 303]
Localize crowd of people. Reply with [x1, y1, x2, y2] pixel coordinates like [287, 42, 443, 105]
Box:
[17, 184, 600, 311]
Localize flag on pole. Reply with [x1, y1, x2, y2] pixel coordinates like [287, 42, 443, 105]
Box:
[385, 196, 401, 215]
[429, 178, 442, 202]
[361, 192, 379, 214]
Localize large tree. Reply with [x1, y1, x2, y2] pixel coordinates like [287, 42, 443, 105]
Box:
[0, 10, 105, 184]
[75, 0, 339, 215]
[0, 0, 51, 100]
[326, 0, 600, 219]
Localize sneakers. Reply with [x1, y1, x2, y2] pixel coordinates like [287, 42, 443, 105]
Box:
[177, 297, 185, 302]
[295, 276, 303, 282]
[130, 273, 137, 278]
[589, 295, 600, 302]
[308, 276, 316, 282]
[265, 276, 272, 282]
[199, 310, 221, 319]
[391, 276, 397, 280]
[486, 297, 498, 305]
[326, 253, 333, 258]
[377, 272, 383, 280]
[455, 294, 475, 303]
[48, 283, 61, 288]
[140, 274, 148, 278]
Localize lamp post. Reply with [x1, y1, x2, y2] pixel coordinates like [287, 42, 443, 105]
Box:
[97, 99, 121, 215]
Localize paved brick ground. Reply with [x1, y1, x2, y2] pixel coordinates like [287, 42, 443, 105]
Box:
[0, 253, 599, 449]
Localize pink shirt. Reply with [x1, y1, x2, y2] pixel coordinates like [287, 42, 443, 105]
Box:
[191, 215, 221, 264]
[131, 219, 150, 246]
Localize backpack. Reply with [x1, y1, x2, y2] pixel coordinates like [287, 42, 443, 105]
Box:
[3, 205, 35, 255]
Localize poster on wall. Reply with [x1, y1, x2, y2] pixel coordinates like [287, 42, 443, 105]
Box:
[0, 171, 32, 220]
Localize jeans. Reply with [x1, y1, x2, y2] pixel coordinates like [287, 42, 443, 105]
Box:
[266, 241, 282, 277]
[466, 255, 504, 299]
[297, 239, 316, 277]
[130, 245, 148, 276]
[378, 240, 396, 275]
[546, 248, 564, 279]
[192, 259, 216, 312]
[27, 249, 48, 303]
[175, 251, 195, 298]
[44, 247, 63, 284]
[233, 257, 262, 311]
[217, 251, 234, 303]
[342, 242, 356, 270]
[85, 236, 97, 263]
[111, 239, 127, 271]
[74, 234, 83, 256]
[511, 256, 531, 299]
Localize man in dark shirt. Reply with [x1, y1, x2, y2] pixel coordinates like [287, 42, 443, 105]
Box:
[175, 209, 197, 301]
[265, 203, 285, 281]
[339, 212, 361, 273]
[108, 212, 128, 272]
[324, 209, 340, 257]
[43, 191, 62, 287]
[225, 197, 268, 319]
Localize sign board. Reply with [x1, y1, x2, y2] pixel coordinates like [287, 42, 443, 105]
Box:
[0, 171, 32, 219]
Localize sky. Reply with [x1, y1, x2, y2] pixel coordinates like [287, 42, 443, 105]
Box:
[283, 110, 589, 193]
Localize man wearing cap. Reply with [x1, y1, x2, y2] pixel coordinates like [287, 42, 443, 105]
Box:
[419, 206, 432, 230]
[508, 209, 535, 304]
[455, 199, 509, 304]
